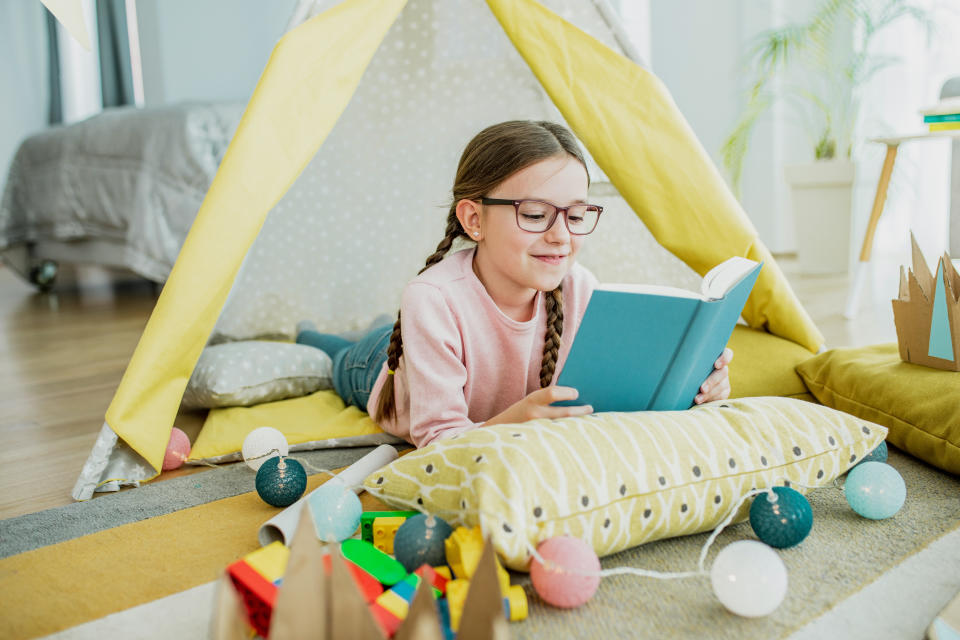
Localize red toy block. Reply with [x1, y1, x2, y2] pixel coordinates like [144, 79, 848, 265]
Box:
[369, 601, 403, 638]
[322, 553, 384, 603]
[227, 559, 277, 637]
[414, 564, 448, 595]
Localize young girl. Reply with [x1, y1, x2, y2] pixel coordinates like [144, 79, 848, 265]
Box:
[298, 120, 733, 448]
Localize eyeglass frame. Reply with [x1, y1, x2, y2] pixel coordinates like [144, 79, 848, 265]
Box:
[478, 198, 604, 235]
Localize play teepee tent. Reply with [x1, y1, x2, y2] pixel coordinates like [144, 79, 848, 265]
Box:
[73, 0, 823, 501]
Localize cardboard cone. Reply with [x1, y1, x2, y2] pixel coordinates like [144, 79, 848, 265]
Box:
[329, 551, 384, 639]
[455, 538, 508, 640]
[395, 579, 445, 640]
[270, 510, 328, 639]
[210, 572, 250, 640]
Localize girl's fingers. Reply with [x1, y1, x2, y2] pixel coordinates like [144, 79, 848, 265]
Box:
[715, 348, 734, 369]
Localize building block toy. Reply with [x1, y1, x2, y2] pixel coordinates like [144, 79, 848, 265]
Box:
[226, 559, 277, 637]
[414, 564, 448, 595]
[434, 565, 452, 580]
[360, 510, 418, 543]
[445, 578, 470, 632]
[321, 552, 383, 602]
[435, 598, 455, 640]
[372, 516, 406, 554]
[243, 540, 289, 584]
[341, 538, 408, 586]
[369, 601, 403, 638]
[504, 584, 528, 621]
[445, 526, 511, 594]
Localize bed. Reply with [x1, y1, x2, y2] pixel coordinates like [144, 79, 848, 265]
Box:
[0, 102, 244, 289]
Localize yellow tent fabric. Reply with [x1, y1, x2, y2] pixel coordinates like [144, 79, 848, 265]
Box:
[104, 0, 407, 473]
[97, 0, 821, 480]
[487, 0, 824, 354]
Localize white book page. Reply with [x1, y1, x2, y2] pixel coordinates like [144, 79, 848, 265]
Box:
[700, 257, 759, 300]
[595, 282, 704, 300]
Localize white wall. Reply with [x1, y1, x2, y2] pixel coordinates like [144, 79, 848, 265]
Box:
[0, 3, 49, 184]
[647, 0, 803, 253]
[135, 0, 298, 106]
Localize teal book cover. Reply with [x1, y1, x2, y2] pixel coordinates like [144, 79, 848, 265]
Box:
[555, 258, 762, 413]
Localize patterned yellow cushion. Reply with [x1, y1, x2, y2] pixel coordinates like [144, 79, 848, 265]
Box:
[363, 397, 886, 570]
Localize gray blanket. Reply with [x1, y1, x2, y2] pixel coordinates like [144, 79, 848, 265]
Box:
[0, 102, 243, 282]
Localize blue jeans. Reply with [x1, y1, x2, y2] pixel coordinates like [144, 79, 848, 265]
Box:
[297, 324, 392, 409]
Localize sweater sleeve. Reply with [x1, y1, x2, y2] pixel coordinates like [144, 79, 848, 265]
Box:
[400, 282, 480, 447]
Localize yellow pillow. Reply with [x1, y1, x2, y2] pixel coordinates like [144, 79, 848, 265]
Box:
[362, 397, 885, 570]
[796, 343, 960, 474]
[188, 390, 400, 463]
[727, 325, 816, 401]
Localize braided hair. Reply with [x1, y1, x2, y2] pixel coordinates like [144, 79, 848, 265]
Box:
[374, 121, 589, 423]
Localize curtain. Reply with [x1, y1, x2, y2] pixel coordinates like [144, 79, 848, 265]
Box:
[96, 0, 134, 108]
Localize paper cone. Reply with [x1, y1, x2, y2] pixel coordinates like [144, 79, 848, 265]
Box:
[329, 551, 384, 639]
[456, 538, 508, 640]
[270, 510, 328, 639]
[396, 579, 445, 640]
[210, 572, 250, 640]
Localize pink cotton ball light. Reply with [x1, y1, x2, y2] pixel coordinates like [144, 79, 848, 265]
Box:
[530, 536, 601, 608]
[162, 427, 191, 471]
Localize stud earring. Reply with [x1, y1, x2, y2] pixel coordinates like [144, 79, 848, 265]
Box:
[473, 232, 479, 237]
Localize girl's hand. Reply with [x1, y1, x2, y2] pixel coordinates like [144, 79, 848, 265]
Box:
[484, 386, 593, 426]
[695, 348, 733, 405]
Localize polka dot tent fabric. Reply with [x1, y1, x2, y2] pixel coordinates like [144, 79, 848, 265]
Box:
[363, 397, 888, 570]
[209, 0, 697, 343]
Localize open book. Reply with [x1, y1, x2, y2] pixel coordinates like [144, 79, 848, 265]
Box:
[555, 257, 762, 412]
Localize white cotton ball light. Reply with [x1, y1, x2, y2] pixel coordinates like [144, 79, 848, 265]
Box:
[242, 426, 288, 471]
[710, 540, 788, 617]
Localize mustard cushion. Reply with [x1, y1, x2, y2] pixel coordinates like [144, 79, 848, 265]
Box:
[188, 390, 401, 463]
[728, 325, 816, 401]
[796, 343, 960, 474]
[362, 397, 885, 570]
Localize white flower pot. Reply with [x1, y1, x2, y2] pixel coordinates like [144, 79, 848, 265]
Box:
[785, 160, 855, 275]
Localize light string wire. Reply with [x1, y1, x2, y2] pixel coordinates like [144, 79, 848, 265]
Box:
[379, 475, 835, 583]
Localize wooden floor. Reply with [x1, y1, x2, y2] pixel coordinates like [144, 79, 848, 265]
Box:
[0, 254, 905, 520]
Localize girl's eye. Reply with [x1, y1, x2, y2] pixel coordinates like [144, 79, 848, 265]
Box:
[568, 215, 585, 224]
[520, 213, 547, 221]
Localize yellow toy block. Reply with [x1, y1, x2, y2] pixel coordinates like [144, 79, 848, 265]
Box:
[372, 516, 406, 555]
[445, 578, 470, 632]
[375, 588, 409, 620]
[242, 540, 290, 584]
[444, 526, 510, 593]
[434, 565, 452, 580]
[505, 585, 528, 621]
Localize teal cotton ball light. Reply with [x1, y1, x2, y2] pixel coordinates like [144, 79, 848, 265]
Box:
[749, 486, 813, 549]
[255, 457, 307, 507]
[393, 514, 454, 572]
[845, 461, 905, 520]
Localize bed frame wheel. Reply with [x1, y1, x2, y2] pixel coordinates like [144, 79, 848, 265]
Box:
[29, 260, 58, 292]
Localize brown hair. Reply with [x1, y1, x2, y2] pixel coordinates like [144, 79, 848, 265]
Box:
[375, 120, 589, 423]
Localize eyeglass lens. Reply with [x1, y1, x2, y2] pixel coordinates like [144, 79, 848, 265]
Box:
[516, 200, 599, 234]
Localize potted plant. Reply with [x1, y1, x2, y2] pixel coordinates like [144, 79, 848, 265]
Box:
[721, 0, 932, 274]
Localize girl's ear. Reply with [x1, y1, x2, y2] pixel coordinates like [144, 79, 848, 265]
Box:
[455, 198, 483, 240]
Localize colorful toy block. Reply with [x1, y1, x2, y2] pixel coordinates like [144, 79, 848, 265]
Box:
[435, 598, 455, 640]
[341, 538, 408, 586]
[414, 564, 447, 595]
[243, 540, 289, 584]
[504, 585, 528, 621]
[372, 516, 406, 554]
[321, 553, 384, 603]
[360, 510, 419, 543]
[226, 559, 277, 637]
[369, 601, 403, 638]
[434, 565, 452, 580]
[443, 526, 510, 593]
[445, 578, 470, 632]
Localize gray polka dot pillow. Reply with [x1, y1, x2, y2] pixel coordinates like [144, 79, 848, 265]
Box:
[182, 341, 333, 409]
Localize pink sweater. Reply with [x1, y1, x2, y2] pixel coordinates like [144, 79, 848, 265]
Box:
[367, 248, 598, 447]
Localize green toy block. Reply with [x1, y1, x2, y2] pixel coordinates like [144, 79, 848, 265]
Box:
[360, 510, 419, 543]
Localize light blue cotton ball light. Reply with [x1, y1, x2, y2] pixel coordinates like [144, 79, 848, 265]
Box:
[308, 477, 363, 542]
[845, 461, 905, 520]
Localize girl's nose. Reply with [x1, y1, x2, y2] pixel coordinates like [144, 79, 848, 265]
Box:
[543, 212, 571, 243]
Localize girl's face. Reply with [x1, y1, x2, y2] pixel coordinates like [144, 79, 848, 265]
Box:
[466, 154, 590, 304]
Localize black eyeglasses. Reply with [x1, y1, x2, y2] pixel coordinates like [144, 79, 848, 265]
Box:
[479, 198, 603, 235]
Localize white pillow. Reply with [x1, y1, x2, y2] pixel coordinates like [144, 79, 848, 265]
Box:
[182, 341, 333, 409]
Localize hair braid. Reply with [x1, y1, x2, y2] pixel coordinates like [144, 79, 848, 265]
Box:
[374, 216, 465, 423]
[539, 285, 564, 388]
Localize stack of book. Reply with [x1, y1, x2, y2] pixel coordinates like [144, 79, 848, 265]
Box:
[921, 96, 960, 132]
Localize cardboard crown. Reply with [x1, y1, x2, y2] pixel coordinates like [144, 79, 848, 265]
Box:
[891, 233, 960, 371]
